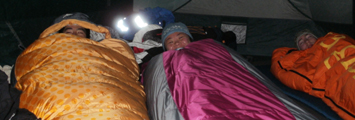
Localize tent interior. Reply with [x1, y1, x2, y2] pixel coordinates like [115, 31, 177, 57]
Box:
[1, 0, 353, 65]
[0, 0, 354, 119]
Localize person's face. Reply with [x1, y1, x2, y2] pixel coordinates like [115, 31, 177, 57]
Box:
[297, 33, 317, 50]
[62, 24, 87, 38]
[164, 32, 191, 51]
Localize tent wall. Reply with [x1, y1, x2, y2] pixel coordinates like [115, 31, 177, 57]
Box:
[175, 0, 311, 20]
[0, 21, 22, 65]
[290, 0, 353, 24]
[174, 13, 325, 56]
[134, 0, 309, 20]
[236, 18, 324, 56]
[0, 17, 54, 65]
[174, 12, 354, 56]
[134, 0, 353, 56]
[133, 0, 189, 13]
[134, 0, 353, 24]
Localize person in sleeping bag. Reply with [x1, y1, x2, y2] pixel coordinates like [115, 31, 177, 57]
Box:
[295, 29, 318, 50]
[143, 22, 322, 120]
[139, 22, 191, 81]
[53, 12, 124, 42]
[58, 24, 90, 38]
[161, 22, 238, 51]
[271, 30, 355, 119]
[162, 22, 193, 51]
[54, 12, 91, 39]
[14, 12, 149, 119]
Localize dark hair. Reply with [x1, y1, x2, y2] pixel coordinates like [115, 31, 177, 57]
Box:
[58, 27, 91, 38]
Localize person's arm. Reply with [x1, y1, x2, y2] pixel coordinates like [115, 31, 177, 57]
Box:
[271, 47, 313, 93]
[271, 47, 297, 74]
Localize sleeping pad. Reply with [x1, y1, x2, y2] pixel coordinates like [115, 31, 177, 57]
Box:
[271, 32, 355, 120]
[144, 39, 320, 120]
[14, 19, 148, 120]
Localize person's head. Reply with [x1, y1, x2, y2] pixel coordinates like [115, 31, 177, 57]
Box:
[295, 29, 318, 50]
[58, 24, 90, 38]
[161, 22, 193, 51]
[54, 12, 92, 38]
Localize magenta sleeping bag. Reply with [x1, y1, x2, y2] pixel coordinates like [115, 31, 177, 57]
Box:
[143, 39, 319, 120]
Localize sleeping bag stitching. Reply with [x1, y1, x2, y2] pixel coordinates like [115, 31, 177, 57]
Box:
[277, 61, 313, 84]
[289, 70, 312, 83]
[324, 95, 355, 118]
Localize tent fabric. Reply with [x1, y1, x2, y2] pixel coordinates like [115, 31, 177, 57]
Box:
[237, 18, 325, 56]
[1, 1, 352, 65]
[0, 1, 112, 22]
[134, 0, 353, 24]
[271, 32, 355, 119]
[143, 39, 320, 120]
[14, 19, 148, 119]
[172, 13, 327, 56]
[289, 0, 353, 24]
[133, 0, 189, 13]
[134, 0, 307, 20]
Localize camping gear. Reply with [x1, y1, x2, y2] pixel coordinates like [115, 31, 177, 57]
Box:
[1, 1, 353, 63]
[0, 1, 353, 119]
[271, 32, 355, 120]
[256, 65, 342, 120]
[143, 39, 321, 120]
[128, 24, 164, 66]
[14, 19, 148, 119]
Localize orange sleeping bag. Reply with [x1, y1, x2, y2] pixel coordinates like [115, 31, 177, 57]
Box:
[15, 19, 148, 120]
[271, 32, 355, 120]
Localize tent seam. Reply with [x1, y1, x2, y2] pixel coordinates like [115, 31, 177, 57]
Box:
[5, 21, 26, 50]
[287, 0, 312, 20]
[172, 0, 192, 12]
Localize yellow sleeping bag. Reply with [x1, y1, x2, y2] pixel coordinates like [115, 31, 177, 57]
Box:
[15, 19, 148, 120]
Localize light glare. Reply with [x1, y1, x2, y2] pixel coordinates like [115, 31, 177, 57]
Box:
[117, 19, 129, 32]
[134, 16, 148, 28]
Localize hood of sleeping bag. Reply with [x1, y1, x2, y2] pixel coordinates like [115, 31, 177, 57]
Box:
[132, 24, 162, 43]
[51, 12, 124, 42]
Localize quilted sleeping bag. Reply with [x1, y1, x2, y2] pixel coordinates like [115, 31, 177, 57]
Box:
[271, 32, 355, 120]
[143, 39, 319, 120]
[14, 19, 148, 120]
